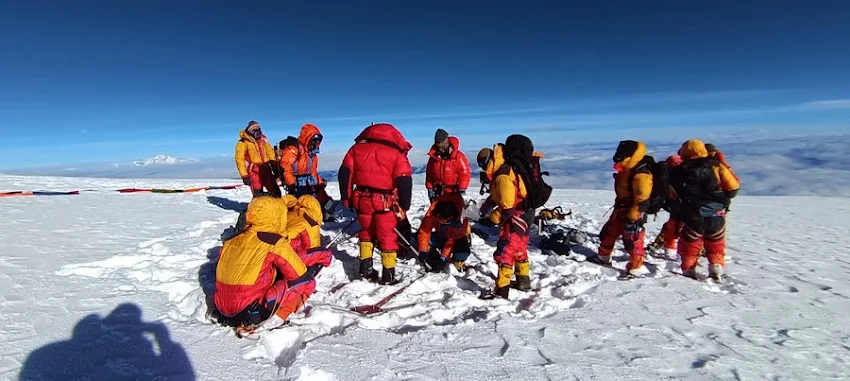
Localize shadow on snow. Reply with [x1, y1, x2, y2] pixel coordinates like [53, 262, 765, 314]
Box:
[19, 303, 196, 381]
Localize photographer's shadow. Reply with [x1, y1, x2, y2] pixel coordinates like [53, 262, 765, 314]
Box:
[19, 303, 196, 381]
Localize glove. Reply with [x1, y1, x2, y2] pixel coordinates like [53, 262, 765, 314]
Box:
[479, 198, 496, 218]
[458, 189, 466, 196]
[418, 251, 429, 266]
[241, 177, 251, 186]
[427, 188, 437, 201]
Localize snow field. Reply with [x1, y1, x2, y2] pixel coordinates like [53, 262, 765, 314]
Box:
[2, 174, 850, 380]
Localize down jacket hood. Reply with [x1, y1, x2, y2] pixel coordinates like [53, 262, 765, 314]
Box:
[355, 123, 412, 153]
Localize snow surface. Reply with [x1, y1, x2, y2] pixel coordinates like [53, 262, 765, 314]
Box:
[2, 174, 849, 380]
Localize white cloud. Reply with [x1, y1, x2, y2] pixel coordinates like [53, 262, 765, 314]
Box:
[801, 99, 850, 109]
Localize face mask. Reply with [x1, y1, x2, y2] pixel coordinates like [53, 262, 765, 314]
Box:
[250, 129, 262, 139]
[309, 136, 322, 155]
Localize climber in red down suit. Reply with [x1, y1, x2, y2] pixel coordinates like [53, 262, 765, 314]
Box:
[338, 123, 413, 285]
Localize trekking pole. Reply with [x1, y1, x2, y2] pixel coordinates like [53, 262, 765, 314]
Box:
[325, 219, 358, 249]
[394, 227, 416, 252]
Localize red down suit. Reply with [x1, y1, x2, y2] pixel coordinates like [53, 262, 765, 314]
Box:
[338, 123, 413, 270]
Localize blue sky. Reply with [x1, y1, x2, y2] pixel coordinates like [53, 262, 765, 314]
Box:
[1, 0, 849, 168]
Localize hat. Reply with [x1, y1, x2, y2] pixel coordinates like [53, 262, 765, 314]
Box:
[477, 148, 493, 169]
[613, 140, 638, 163]
[246, 120, 260, 131]
[434, 128, 449, 144]
[434, 201, 458, 220]
[705, 143, 717, 152]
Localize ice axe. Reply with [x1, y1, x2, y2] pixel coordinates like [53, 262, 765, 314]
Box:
[349, 272, 427, 315]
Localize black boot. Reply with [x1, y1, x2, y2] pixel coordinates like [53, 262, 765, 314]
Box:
[306, 264, 323, 277]
[359, 258, 378, 281]
[380, 267, 399, 285]
[479, 286, 510, 300]
[514, 275, 531, 291]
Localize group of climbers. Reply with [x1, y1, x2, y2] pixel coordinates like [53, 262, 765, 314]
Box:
[234, 121, 335, 219]
[210, 194, 332, 335]
[594, 139, 740, 282]
[220, 119, 742, 334]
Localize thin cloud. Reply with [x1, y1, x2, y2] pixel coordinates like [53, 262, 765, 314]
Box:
[6, 133, 849, 197]
[801, 99, 850, 109]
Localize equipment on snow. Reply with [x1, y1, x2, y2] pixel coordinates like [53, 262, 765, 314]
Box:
[537, 206, 571, 221]
[348, 273, 427, 315]
[539, 228, 588, 256]
[502, 134, 552, 211]
[535, 206, 572, 233]
[325, 219, 358, 249]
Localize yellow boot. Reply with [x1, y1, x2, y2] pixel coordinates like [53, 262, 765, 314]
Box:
[514, 260, 531, 291]
[380, 250, 398, 285]
[358, 241, 378, 280]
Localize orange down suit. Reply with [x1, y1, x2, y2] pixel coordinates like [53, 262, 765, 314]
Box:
[417, 192, 471, 263]
[673, 140, 740, 273]
[598, 141, 652, 274]
[214, 196, 317, 322]
[280, 124, 324, 190]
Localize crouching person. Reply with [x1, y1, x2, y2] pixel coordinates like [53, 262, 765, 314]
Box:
[283, 194, 333, 271]
[212, 196, 318, 334]
[417, 192, 472, 273]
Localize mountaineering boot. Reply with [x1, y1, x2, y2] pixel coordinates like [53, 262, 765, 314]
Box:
[380, 267, 399, 285]
[589, 255, 611, 265]
[359, 258, 378, 281]
[358, 241, 378, 281]
[306, 264, 323, 277]
[514, 275, 531, 291]
[452, 261, 465, 273]
[682, 268, 698, 280]
[665, 248, 678, 259]
[708, 263, 725, 283]
[479, 285, 511, 300]
[514, 259, 531, 291]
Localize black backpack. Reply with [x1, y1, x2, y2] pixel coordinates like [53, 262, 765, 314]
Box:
[669, 157, 728, 207]
[279, 136, 300, 153]
[629, 155, 673, 215]
[503, 134, 552, 210]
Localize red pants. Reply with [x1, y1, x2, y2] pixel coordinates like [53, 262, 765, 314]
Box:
[678, 215, 726, 271]
[299, 247, 333, 268]
[598, 209, 646, 271]
[248, 163, 281, 197]
[662, 218, 682, 250]
[494, 209, 533, 265]
[264, 276, 315, 321]
[493, 209, 532, 288]
[353, 190, 398, 252]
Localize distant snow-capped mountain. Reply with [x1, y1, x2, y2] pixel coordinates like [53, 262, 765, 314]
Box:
[132, 155, 180, 166]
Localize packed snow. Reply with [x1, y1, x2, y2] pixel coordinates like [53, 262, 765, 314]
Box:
[1, 174, 849, 380]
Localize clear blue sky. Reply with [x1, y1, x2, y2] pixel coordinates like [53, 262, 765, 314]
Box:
[1, 0, 849, 168]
